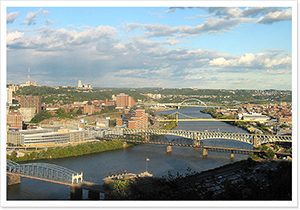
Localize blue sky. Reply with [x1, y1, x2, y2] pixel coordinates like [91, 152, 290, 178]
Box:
[5, 2, 294, 90]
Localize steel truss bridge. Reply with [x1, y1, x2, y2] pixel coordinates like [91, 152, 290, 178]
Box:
[103, 128, 292, 148]
[6, 159, 83, 185]
[6, 160, 105, 199]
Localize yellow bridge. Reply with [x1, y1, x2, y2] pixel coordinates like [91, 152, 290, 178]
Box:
[158, 119, 261, 122]
[158, 111, 264, 122]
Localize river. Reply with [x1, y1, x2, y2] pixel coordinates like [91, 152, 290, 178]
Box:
[7, 107, 252, 200]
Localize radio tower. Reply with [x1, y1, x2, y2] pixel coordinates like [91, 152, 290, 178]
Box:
[28, 67, 30, 84]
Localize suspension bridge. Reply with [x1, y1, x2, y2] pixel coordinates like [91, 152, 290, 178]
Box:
[6, 160, 105, 200]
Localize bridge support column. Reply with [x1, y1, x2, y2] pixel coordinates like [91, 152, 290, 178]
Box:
[253, 136, 258, 148]
[88, 190, 100, 200]
[230, 153, 234, 159]
[7, 175, 21, 186]
[70, 187, 83, 200]
[166, 145, 172, 153]
[203, 148, 208, 157]
[123, 142, 127, 148]
[145, 135, 150, 142]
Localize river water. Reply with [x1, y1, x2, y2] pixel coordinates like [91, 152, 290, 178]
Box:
[7, 107, 252, 200]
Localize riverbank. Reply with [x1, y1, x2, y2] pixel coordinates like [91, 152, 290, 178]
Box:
[159, 114, 178, 130]
[7, 140, 131, 163]
[200, 108, 252, 133]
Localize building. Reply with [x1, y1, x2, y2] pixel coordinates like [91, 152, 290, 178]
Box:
[7, 110, 23, 130]
[116, 108, 148, 129]
[278, 117, 292, 125]
[70, 130, 85, 143]
[7, 128, 85, 146]
[7, 88, 13, 105]
[78, 80, 82, 88]
[83, 101, 94, 115]
[8, 85, 19, 92]
[238, 113, 269, 123]
[7, 128, 53, 146]
[116, 93, 135, 109]
[82, 84, 92, 89]
[20, 95, 41, 114]
[19, 107, 35, 122]
[96, 117, 110, 128]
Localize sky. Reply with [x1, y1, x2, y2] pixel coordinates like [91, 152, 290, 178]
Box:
[5, 2, 294, 90]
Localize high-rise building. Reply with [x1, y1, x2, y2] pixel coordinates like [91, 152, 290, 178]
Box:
[78, 80, 82, 88]
[7, 110, 23, 130]
[7, 88, 13, 105]
[20, 95, 41, 114]
[116, 93, 135, 109]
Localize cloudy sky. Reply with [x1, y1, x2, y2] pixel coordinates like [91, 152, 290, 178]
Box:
[5, 2, 294, 90]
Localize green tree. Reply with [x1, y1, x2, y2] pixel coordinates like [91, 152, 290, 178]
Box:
[77, 109, 83, 115]
[30, 110, 53, 123]
[265, 148, 275, 160]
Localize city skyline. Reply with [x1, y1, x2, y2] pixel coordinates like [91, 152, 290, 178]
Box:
[4, 1, 295, 90]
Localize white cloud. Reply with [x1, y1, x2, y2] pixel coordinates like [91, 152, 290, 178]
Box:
[7, 11, 21, 24]
[23, 8, 50, 25]
[125, 16, 254, 38]
[6, 31, 24, 45]
[209, 52, 291, 73]
[257, 8, 292, 24]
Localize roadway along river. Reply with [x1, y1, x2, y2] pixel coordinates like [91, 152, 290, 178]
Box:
[7, 107, 253, 200]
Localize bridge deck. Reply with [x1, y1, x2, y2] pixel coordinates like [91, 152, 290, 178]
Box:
[6, 172, 104, 193]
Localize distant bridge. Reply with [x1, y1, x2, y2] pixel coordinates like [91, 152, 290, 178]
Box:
[103, 128, 292, 148]
[6, 160, 104, 200]
[158, 111, 263, 122]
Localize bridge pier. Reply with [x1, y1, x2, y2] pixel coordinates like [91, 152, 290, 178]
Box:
[123, 142, 127, 148]
[7, 174, 21, 185]
[203, 148, 208, 157]
[166, 145, 172, 153]
[253, 136, 258, 148]
[70, 187, 83, 200]
[88, 190, 100, 200]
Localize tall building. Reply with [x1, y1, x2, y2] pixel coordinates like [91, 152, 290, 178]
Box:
[78, 80, 82, 88]
[7, 88, 13, 105]
[7, 110, 23, 130]
[20, 95, 41, 114]
[116, 93, 135, 109]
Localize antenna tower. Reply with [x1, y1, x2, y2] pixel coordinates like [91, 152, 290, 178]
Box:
[28, 68, 30, 83]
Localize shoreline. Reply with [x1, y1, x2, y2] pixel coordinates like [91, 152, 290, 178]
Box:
[200, 108, 251, 133]
[7, 140, 132, 163]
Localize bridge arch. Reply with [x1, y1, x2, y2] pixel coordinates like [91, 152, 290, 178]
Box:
[179, 98, 207, 108]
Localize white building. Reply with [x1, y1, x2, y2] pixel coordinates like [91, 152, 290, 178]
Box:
[7, 88, 13, 105]
[7, 128, 85, 146]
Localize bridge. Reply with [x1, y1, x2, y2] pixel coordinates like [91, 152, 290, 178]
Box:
[104, 128, 292, 147]
[101, 128, 292, 157]
[159, 111, 264, 123]
[6, 160, 104, 200]
[160, 98, 208, 109]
